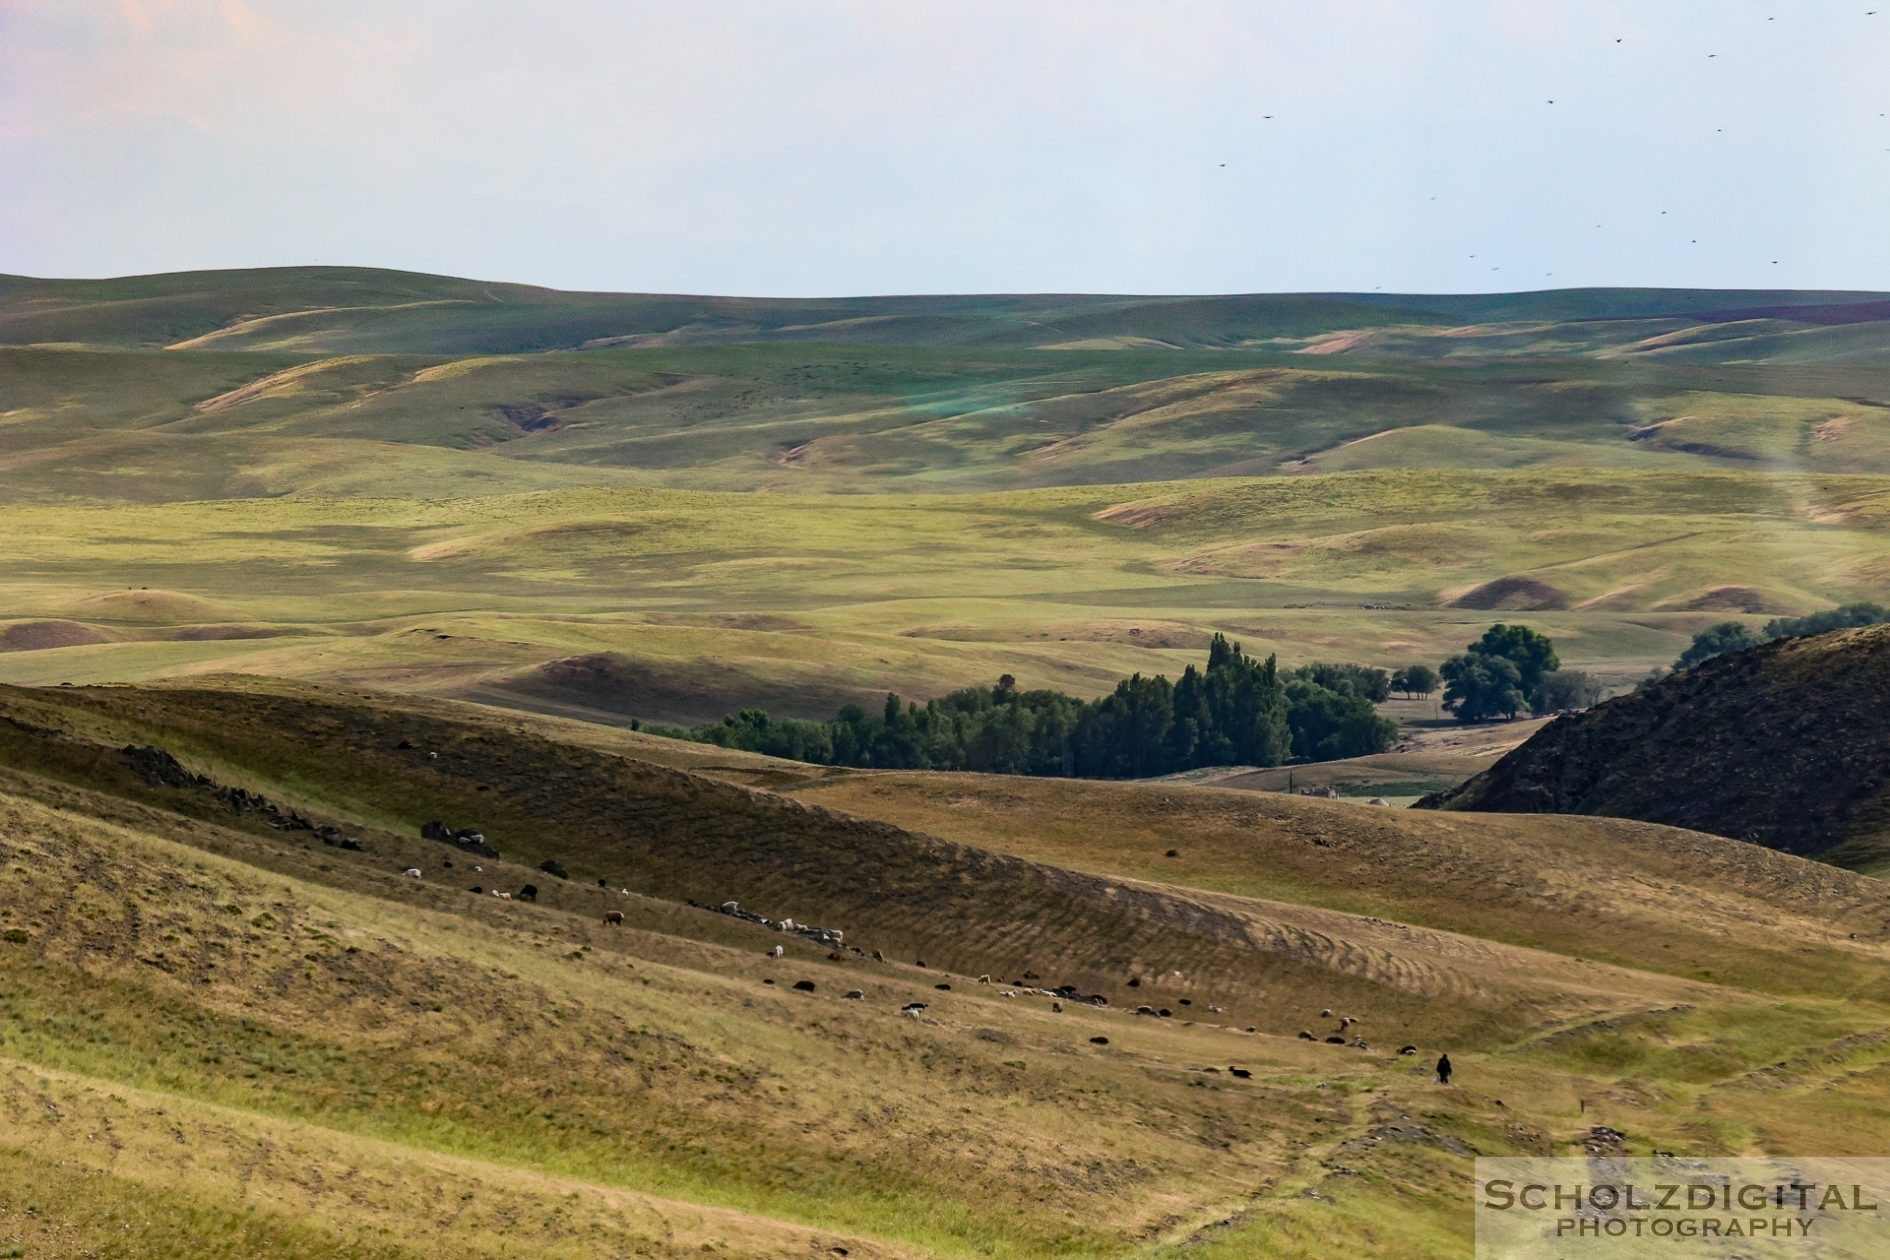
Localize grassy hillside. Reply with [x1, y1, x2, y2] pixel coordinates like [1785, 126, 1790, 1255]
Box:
[3, 265, 1885, 718]
[1421, 625, 1890, 873]
[3, 678, 1890, 1256]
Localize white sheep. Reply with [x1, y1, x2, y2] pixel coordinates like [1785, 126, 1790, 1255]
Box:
[403, 868, 422, 878]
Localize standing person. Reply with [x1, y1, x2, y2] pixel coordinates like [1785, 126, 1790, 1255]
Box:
[1436, 1053, 1453, 1085]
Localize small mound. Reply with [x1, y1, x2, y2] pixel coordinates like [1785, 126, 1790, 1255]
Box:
[69, 589, 235, 625]
[1658, 586, 1794, 615]
[1442, 576, 1569, 612]
[0, 620, 111, 652]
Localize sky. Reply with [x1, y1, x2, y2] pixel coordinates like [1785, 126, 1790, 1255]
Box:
[3, 0, 1888, 296]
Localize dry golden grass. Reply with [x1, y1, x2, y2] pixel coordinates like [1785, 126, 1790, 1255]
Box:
[1, 678, 1888, 1257]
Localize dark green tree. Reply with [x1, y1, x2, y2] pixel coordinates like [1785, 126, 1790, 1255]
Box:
[1284, 679, 1399, 760]
[1465, 623, 1559, 695]
[1763, 602, 1889, 640]
[1675, 621, 1760, 670]
[1390, 664, 1439, 699]
[1530, 668, 1603, 714]
[1440, 653, 1527, 723]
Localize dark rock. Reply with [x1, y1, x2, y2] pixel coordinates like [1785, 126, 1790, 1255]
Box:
[537, 858, 569, 880]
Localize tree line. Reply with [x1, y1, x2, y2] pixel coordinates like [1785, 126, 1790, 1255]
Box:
[665, 634, 1399, 778]
[1672, 601, 1889, 672]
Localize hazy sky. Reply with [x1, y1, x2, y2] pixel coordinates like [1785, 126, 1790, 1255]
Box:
[4, 0, 1888, 295]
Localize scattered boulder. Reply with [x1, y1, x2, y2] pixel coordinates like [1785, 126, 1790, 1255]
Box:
[1325, 1035, 1346, 1044]
[517, 884, 539, 902]
[536, 858, 570, 880]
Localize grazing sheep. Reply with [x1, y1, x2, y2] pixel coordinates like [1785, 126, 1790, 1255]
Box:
[1320, 1008, 1332, 1018]
[1228, 1066, 1252, 1079]
[977, 974, 991, 985]
[844, 989, 864, 1000]
[1052, 1001, 1063, 1013]
[1399, 1045, 1418, 1056]
[901, 1002, 927, 1018]
[517, 884, 538, 902]
[1298, 1031, 1315, 1040]
[792, 979, 816, 992]
[403, 868, 422, 878]
[492, 890, 511, 900]
[1325, 1035, 1346, 1044]
[602, 910, 624, 926]
[934, 983, 952, 991]
[770, 944, 784, 958]
[1090, 1036, 1109, 1045]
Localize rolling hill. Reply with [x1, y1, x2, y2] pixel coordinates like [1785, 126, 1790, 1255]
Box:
[0, 265, 1885, 722]
[1419, 625, 1890, 873]
[3, 676, 1890, 1256]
